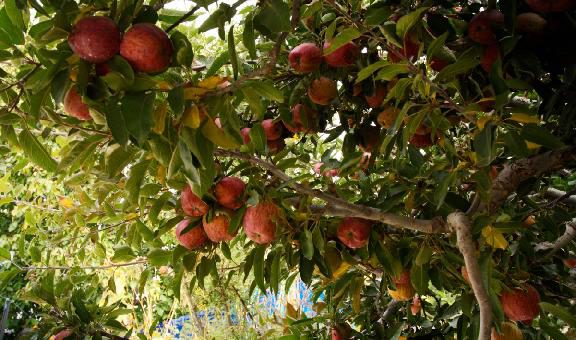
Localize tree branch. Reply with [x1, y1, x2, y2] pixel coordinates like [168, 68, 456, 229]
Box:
[215, 149, 447, 233]
[165, 5, 200, 33]
[18, 259, 147, 271]
[379, 300, 401, 323]
[534, 219, 576, 257]
[478, 146, 576, 213]
[448, 212, 491, 340]
[542, 188, 576, 207]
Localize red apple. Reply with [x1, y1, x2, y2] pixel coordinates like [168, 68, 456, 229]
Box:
[468, 10, 504, 45]
[500, 285, 541, 324]
[203, 213, 237, 242]
[267, 138, 285, 154]
[388, 33, 420, 63]
[409, 132, 434, 148]
[261, 119, 283, 141]
[240, 127, 251, 144]
[284, 104, 318, 134]
[563, 258, 576, 268]
[323, 41, 360, 68]
[377, 107, 399, 129]
[68, 16, 121, 64]
[214, 176, 245, 210]
[525, 0, 576, 12]
[516, 12, 547, 33]
[308, 77, 338, 106]
[243, 201, 282, 244]
[358, 125, 381, 152]
[393, 270, 412, 286]
[481, 44, 501, 73]
[313, 162, 339, 177]
[175, 219, 208, 250]
[63, 87, 91, 120]
[364, 84, 387, 108]
[331, 328, 343, 340]
[95, 62, 111, 76]
[181, 184, 209, 217]
[120, 23, 173, 73]
[288, 43, 323, 73]
[337, 217, 372, 248]
[430, 58, 449, 71]
[53, 329, 73, 340]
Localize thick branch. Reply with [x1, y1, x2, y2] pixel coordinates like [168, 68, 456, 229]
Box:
[479, 146, 576, 213]
[165, 5, 200, 33]
[534, 219, 576, 257]
[380, 300, 401, 323]
[448, 212, 491, 340]
[215, 149, 447, 233]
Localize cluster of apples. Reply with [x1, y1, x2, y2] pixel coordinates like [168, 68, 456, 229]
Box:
[176, 177, 284, 249]
[64, 16, 174, 120]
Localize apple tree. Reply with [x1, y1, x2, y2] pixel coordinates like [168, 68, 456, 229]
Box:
[0, 0, 575, 338]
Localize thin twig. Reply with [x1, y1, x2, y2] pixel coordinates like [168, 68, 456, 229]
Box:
[535, 219, 576, 258]
[165, 5, 200, 33]
[18, 259, 147, 271]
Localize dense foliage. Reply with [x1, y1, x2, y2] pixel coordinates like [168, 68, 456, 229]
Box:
[0, 0, 575, 338]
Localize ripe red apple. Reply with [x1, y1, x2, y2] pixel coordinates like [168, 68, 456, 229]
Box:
[481, 44, 501, 73]
[313, 162, 339, 177]
[181, 184, 209, 217]
[377, 107, 399, 128]
[393, 270, 411, 286]
[409, 132, 434, 148]
[364, 84, 387, 108]
[308, 77, 338, 106]
[267, 138, 285, 154]
[563, 258, 576, 268]
[53, 329, 73, 340]
[525, 0, 576, 12]
[120, 23, 173, 73]
[411, 295, 422, 315]
[323, 41, 360, 68]
[288, 43, 323, 73]
[468, 10, 504, 45]
[203, 213, 237, 242]
[430, 58, 449, 71]
[388, 33, 420, 63]
[331, 328, 343, 340]
[337, 217, 372, 249]
[95, 63, 111, 76]
[64, 87, 91, 120]
[175, 219, 208, 250]
[358, 125, 381, 152]
[388, 270, 416, 301]
[500, 285, 541, 324]
[68, 16, 121, 64]
[285, 104, 318, 134]
[243, 201, 282, 244]
[516, 12, 547, 33]
[261, 119, 283, 141]
[240, 127, 251, 144]
[491, 321, 523, 340]
[214, 176, 245, 210]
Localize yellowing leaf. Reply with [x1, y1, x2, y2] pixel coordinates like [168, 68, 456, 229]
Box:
[509, 112, 540, 124]
[58, 197, 74, 209]
[286, 302, 298, 319]
[526, 141, 541, 150]
[201, 118, 241, 149]
[352, 277, 363, 313]
[157, 165, 166, 185]
[152, 102, 168, 134]
[183, 87, 209, 100]
[66, 54, 80, 65]
[181, 105, 203, 129]
[69, 67, 78, 81]
[477, 116, 492, 130]
[482, 226, 508, 249]
[332, 261, 351, 279]
[198, 76, 225, 89]
[125, 213, 139, 220]
[156, 81, 172, 91]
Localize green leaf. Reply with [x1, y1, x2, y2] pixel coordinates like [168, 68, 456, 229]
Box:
[241, 87, 265, 119]
[434, 171, 458, 210]
[168, 86, 185, 118]
[228, 25, 238, 80]
[147, 248, 171, 266]
[253, 246, 266, 292]
[299, 253, 314, 285]
[540, 302, 576, 328]
[136, 220, 155, 242]
[72, 290, 93, 323]
[243, 13, 256, 59]
[206, 51, 229, 77]
[374, 63, 410, 81]
[323, 28, 361, 55]
[105, 144, 133, 178]
[270, 251, 281, 294]
[125, 160, 150, 204]
[121, 92, 155, 145]
[33, 270, 56, 306]
[427, 32, 449, 59]
[18, 128, 57, 172]
[29, 246, 41, 262]
[106, 97, 129, 146]
[396, 7, 429, 39]
[436, 47, 480, 82]
[228, 206, 245, 234]
[0, 246, 10, 260]
[149, 192, 171, 225]
[242, 80, 284, 103]
[415, 245, 433, 266]
[198, 3, 235, 33]
[356, 60, 389, 83]
[171, 31, 194, 68]
[473, 123, 497, 167]
[254, 0, 290, 34]
[300, 230, 314, 260]
[521, 124, 564, 150]
[200, 116, 241, 149]
[5, 0, 25, 30]
[220, 242, 231, 260]
[248, 123, 267, 153]
[111, 246, 136, 263]
[410, 264, 429, 294]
